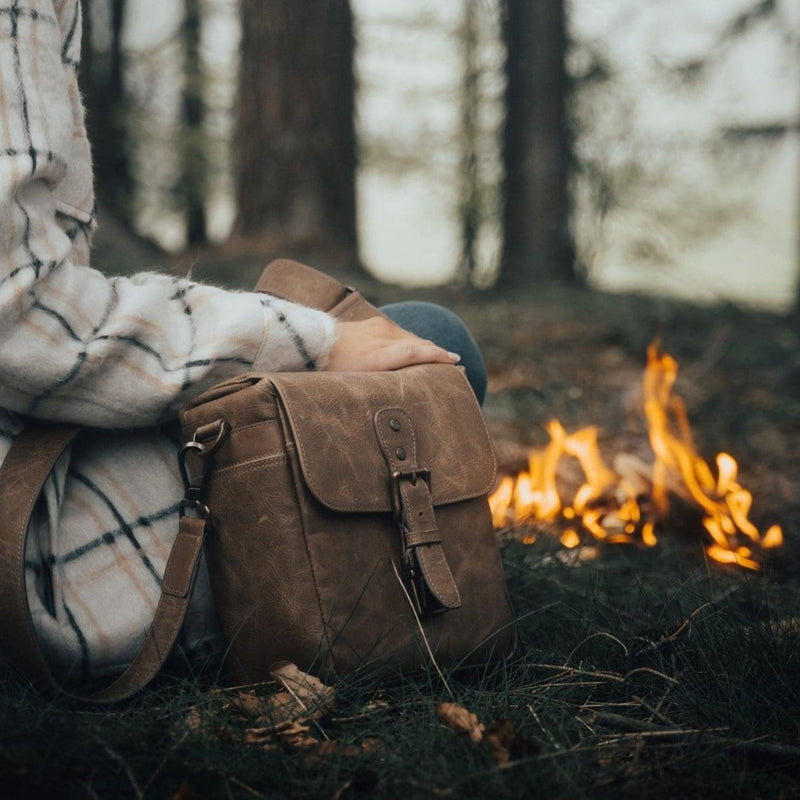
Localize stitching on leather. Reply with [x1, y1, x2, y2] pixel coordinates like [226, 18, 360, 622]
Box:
[212, 451, 288, 478]
[229, 420, 279, 436]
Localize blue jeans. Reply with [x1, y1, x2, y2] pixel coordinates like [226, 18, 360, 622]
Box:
[379, 302, 487, 404]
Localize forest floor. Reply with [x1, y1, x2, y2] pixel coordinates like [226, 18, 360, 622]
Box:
[3, 243, 799, 798]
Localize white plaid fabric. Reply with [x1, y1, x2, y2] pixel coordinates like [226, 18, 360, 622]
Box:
[0, 0, 337, 682]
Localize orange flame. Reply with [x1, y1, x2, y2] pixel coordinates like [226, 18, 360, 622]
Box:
[490, 343, 783, 569]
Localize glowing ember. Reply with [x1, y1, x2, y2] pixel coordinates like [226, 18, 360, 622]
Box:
[490, 343, 783, 569]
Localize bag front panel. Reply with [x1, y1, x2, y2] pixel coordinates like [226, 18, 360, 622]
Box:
[291, 466, 515, 677]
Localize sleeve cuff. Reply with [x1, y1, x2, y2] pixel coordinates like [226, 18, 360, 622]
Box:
[251, 294, 338, 373]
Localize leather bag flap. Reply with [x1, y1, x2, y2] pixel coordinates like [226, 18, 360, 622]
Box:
[269, 364, 496, 513]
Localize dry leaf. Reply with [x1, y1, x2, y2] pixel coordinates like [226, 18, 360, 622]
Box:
[246, 720, 314, 745]
[435, 702, 485, 743]
[171, 707, 205, 737]
[436, 705, 539, 765]
[279, 721, 321, 750]
[359, 737, 384, 753]
[228, 690, 268, 719]
[230, 662, 337, 738]
[270, 661, 336, 710]
[484, 719, 540, 764]
[483, 719, 516, 764]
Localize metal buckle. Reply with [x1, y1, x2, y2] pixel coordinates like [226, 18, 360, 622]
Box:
[390, 467, 431, 519]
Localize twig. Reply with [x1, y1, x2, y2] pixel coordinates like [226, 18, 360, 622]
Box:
[632, 693, 676, 728]
[589, 710, 713, 735]
[635, 585, 740, 655]
[565, 631, 629, 665]
[587, 711, 800, 763]
[527, 703, 561, 750]
[209, 767, 267, 799]
[602, 727, 728, 740]
[530, 662, 678, 686]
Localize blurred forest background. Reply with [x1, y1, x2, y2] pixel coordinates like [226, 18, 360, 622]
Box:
[80, 0, 800, 313]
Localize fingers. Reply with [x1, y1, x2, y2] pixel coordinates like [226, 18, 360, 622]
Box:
[325, 318, 461, 372]
[365, 340, 460, 372]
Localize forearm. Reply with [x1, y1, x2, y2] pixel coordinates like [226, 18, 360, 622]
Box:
[0, 257, 337, 427]
[0, 1, 337, 427]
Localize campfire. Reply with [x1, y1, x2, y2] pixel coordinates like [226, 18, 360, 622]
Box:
[489, 343, 783, 569]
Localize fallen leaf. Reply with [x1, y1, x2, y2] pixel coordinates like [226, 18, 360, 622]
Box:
[228, 690, 268, 719]
[229, 663, 337, 738]
[359, 737, 384, 754]
[484, 719, 541, 764]
[270, 661, 336, 710]
[435, 702, 485, 743]
[484, 719, 515, 764]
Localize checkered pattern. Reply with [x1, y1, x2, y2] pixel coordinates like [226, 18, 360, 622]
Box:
[0, 0, 338, 682]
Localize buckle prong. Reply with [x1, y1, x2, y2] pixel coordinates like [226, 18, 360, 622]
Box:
[390, 467, 430, 519]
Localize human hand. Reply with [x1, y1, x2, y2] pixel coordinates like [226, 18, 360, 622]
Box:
[325, 317, 461, 372]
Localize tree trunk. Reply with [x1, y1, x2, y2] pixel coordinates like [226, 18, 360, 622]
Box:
[458, 0, 480, 283]
[180, 0, 207, 245]
[234, 0, 357, 253]
[499, 0, 576, 287]
[82, 0, 134, 220]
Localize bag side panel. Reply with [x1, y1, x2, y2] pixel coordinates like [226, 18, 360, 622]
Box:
[204, 452, 329, 683]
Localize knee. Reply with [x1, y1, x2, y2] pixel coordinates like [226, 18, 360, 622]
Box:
[380, 301, 487, 404]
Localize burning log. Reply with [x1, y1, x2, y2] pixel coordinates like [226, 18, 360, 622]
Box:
[489, 344, 783, 570]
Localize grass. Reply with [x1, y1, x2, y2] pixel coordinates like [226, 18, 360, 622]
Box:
[5, 259, 798, 797]
[3, 536, 800, 800]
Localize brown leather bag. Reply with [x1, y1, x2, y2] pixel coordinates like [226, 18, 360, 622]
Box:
[0, 261, 514, 699]
[179, 260, 514, 682]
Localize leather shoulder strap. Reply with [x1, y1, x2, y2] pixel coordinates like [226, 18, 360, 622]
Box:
[0, 423, 206, 703]
[256, 258, 383, 321]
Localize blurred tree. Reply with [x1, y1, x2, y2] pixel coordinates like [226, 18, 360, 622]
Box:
[498, 0, 577, 288]
[458, 0, 480, 283]
[179, 0, 207, 245]
[80, 0, 134, 223]
[234, 0, 357, 256]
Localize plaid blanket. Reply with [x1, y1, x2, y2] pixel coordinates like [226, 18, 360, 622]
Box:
[0, 0, 337, 683]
